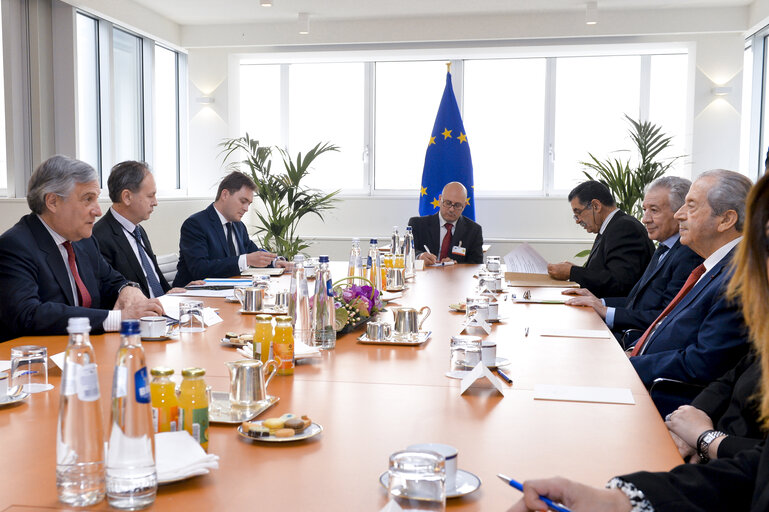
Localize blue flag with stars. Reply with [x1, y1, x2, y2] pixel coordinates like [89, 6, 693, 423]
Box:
[418, 71, 475, 220]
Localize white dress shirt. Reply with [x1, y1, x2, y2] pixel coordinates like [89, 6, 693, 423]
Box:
[213, 205, 248, 271]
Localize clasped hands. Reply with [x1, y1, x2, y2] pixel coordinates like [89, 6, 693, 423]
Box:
[665, 405, 716, 462]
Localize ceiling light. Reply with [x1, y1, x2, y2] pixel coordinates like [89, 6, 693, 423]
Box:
[298, 12, 310, 35]
[586, 1, 598, 25]
[260, 0, 272, 6]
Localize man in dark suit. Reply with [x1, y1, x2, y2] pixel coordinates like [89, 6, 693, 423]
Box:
[408, 181, 483, 264]
[174, 172, 291, 287]
[93, 161, 182, 298]
[563, 177, 703, 340]
[548, 180, 654, 297]
[629, 170, 752, 413]
[0, 155, 163, 342]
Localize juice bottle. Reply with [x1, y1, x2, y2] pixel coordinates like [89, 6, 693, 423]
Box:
[254, 315, 273, 363]
[179, 367, 209, 451]
[150, 367, 179, 433]
[274, 316, 294, 376]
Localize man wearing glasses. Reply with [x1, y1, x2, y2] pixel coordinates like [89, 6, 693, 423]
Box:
[547, 180, 654, 297]
[408, 182, 484, 265]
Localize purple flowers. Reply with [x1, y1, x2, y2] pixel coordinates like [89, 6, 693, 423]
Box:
[338, 284, 382, 314]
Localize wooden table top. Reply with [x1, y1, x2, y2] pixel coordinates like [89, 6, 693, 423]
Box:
[0, 263, 682, 511]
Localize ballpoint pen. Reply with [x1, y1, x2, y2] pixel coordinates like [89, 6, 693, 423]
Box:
[497, 474, 572, 512]
[495, 368, 513, 384]
[525, 327, 529, 337]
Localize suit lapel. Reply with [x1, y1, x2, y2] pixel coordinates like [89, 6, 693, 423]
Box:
[585, 234, 603, 267]
[206, 204, 229, 254]
[429, 213, 441, 255]
[630, 242, 679, 303]
[28, 215, 76, 306]
[106, 211, 147, 287]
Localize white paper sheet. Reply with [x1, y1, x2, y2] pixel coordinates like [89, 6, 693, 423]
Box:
[503, 242, 549, 274]
[176, 289, 234, 298]
[0, 360, 10, 373]
[533, 384, 635, 405]
[538, 328, 613, 339]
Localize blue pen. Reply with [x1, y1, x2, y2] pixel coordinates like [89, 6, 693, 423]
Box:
[497, 474, 572, 512]
[495, 368, 513, 384]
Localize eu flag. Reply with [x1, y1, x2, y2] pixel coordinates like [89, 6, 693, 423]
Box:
[418, 71, 475, 220]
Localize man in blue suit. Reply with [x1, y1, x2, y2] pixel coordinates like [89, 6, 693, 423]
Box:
[628, 170, 752, 412]
[563, 177, 703, 341]
[174, 172, 291, 287]
[0, 155, 163, 342]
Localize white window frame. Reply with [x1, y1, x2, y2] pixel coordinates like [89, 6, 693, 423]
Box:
[743, 28, 768, 180]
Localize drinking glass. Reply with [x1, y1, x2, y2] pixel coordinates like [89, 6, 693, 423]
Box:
[450, 335, 482, 371]
[10, 345, 53, 393]
[465, 295, 489, 322]
[387, 450, 446, 511]
[179, 300, 205, 333]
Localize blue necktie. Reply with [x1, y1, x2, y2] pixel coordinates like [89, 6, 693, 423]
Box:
[133, 227, 164, 298]
[653, 243, 670, 268]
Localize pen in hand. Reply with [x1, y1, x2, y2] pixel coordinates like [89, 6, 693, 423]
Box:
[423, 245, 432, 255]
[497, 474, 572, 512]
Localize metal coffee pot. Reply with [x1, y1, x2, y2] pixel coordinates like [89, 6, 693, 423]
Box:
[225, 359, 278, 408]
[393, 306, 431, 340]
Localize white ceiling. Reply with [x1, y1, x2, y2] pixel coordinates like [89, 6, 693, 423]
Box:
[130, 0, 752, 26]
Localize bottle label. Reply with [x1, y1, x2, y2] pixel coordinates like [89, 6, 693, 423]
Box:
[325, 278, 333, 297]
[134, 367, 151, 404]
[367, 255, 372, 268]
[152, 407, 159, 433]
[274, 342, 294, 372]
[77, 363, 100, 402]
[191, 408, 209, 446]
[114, 366, 127, 398]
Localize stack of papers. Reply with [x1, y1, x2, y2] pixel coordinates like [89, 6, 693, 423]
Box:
[155, 431, 219, 484]
[503, 243, 579, 287]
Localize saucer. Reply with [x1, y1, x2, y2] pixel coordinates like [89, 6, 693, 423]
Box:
[0, 386, 30, 406]
[357, 331, 431, 346]
[379, 468, 481, 498]
[486, 357, 510, 369]
[237, 421, 323, 442]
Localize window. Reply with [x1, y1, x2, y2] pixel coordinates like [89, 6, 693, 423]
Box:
[740, 43, 753, 175]
[154, 45, 180, 189]
[0, 7, 7, 193]
[239, 47, 690, 196]
[74, 12, 185, 190]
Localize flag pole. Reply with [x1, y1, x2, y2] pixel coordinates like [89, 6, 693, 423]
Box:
[446, 62, 451, 73]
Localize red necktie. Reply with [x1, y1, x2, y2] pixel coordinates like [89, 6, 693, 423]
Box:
[63, 241, 92, 308]
[439, 223, 453, 260]
[630, 263, 706, 356]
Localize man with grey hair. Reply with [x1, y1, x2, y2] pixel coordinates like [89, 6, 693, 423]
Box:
[563, 176, 703, 342]
[0, 155, 163, 342]
[627, 169, 752, 415]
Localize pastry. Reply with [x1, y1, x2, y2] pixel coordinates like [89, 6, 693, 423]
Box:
[263, 417, 285, 430]
[283, 417, 305, 431]
[274, 428, 295, 438]
[239, 334, 253, 342]
[225, 332, 239, 339]
[241, 421, 270, 437]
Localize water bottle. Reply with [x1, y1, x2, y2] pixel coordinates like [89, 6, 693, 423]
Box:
[288, 254, 312, 345]
[390, 226, 401, 255]
[56, 317, 106, 507]
[106, 320, 157, 510]
[367, 238, 383, 292]
[348, 238, 363, 284]
[404, 226, 415, 276]
[313, 255, 337, 349]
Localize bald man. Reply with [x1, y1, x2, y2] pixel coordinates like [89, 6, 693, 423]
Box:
[408, 182, 484, 264]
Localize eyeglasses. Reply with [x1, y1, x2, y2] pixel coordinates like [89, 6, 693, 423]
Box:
[442, 199, 465, 210]
[572, 205, 591, 221]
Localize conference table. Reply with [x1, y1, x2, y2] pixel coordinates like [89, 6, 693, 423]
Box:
[0, 263, 682, 511]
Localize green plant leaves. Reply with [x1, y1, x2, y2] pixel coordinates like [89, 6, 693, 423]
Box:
[219, 134, 340, 259]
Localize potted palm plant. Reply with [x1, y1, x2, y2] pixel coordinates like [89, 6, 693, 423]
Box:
[219, 133, 340, 259]
[580, 114, 682, 219]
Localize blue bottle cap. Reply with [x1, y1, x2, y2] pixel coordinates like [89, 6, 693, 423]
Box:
[319, 255, 329, 263]
[406, 226, 412, 231]
[120, 319, 141, 335]
[370, 238, 377, 244]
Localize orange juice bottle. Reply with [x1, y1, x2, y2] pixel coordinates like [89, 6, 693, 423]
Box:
[150, 367, 179, 433]
[274, 316, 294, 376]
[179, 367, 209, 451]
[254, 314, 273, 363]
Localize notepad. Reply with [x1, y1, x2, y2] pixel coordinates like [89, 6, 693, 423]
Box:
[538, 328, 613, 339]
[533, 384, 635, 405]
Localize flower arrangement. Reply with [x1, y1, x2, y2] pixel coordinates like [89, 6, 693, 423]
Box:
[332, 278, 384, 333]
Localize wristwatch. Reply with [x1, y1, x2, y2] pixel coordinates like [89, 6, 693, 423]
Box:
[696, 429, 727, 463]
[118, 281, 141, 294]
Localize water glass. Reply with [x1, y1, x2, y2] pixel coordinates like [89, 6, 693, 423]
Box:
[450, 335, 482, 371]
[179, 300, 205, 333]
[10, 345, 53, 393]
[387, 450, 446, 511]
[465, 295, 490, 322]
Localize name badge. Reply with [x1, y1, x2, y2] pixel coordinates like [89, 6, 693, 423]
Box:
[452, 246, 466, 256]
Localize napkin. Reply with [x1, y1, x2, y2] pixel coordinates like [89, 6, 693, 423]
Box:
[0, 360, 10, 373]
[155, 431, 219, 484]
[237, 340, 322, 360]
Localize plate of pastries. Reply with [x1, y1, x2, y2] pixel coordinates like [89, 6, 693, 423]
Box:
[238, 413, 322, 443]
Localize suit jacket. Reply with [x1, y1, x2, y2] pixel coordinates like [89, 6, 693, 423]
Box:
[407, 213, 484, 264]
[604, 239, 703, 333]
[621, 440, 767, 511]
[630, 247, 748, 389]
[570, 210, 654, 297]
[0, 214, 127, 342]
[691, 352, 762, 459]
[174, 203, 261, 287]
[92, 209, 170, 297]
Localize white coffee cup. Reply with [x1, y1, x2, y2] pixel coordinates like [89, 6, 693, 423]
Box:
[407, 443, 458, 491]
[140, 316, 167, 338]
[487, 302, 499, 321]
[482, 340, 497, 366]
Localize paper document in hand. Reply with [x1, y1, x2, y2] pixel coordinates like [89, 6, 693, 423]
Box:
[504, 243, 549, 274]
